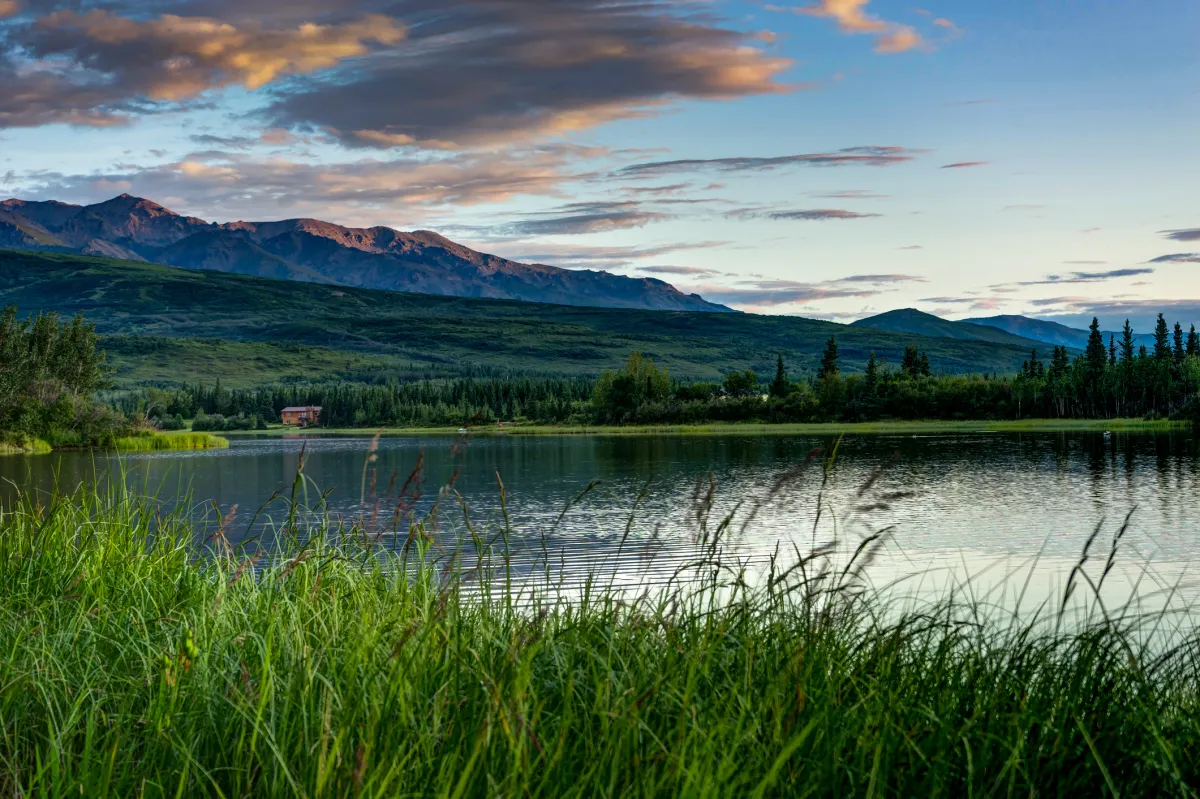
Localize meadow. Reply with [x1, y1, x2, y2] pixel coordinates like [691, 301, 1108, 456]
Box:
[1, 456, 1197, 797]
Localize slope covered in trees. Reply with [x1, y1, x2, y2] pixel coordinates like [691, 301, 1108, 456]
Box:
[2, 249, 1039, 384]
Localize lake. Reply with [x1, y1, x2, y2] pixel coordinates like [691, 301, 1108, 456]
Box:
[4, 431, 1200, 607]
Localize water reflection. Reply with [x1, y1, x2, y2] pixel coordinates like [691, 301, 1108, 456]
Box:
[2, 430, 1199, 604]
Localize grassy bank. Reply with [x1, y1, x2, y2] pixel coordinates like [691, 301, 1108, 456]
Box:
[0, 435, 52, 455]
[230, 417, 1189, 439]
[111, 431, 229, 451]
[0, 477, 1198, 796]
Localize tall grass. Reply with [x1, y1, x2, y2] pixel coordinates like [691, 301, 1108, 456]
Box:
[110, 431, 230, 451]
[0, 457, 1198, 796]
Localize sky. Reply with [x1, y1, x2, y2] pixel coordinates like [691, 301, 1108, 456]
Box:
[1, 0, 1197, 333]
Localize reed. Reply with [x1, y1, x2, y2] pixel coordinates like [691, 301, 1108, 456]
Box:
[110, 431, 230, 451]
[0, 463, 1196, 797]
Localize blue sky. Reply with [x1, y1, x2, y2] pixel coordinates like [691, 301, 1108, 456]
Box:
[1, 0, 1197, 332]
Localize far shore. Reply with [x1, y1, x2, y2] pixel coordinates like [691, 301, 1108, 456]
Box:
[223, 417, 1190, 439]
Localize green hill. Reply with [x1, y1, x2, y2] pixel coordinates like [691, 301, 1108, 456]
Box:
[853, 308, 1053, 349]
[1, 250, 1037, 387]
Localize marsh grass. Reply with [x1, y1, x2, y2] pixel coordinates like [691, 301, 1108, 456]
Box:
[0, 446, 1199, 797]
[110, 431, 230, 452]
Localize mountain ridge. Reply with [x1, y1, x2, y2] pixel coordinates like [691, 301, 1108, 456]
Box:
[851, 308, 1053, 350]
[0, 194, 731, 313]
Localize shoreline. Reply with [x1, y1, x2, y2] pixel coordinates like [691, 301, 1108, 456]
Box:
[225, 417, 1191, 439]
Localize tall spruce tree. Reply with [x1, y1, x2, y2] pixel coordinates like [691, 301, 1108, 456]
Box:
[817, 336, 839, 380]
[1120, 319, 1135, 364]
[902, 343, 920, 377]
[1108, 335, 1117, 367]
[1189, 325, 1200, 357]
[1085, 317, 1106, 376]
[1154, 313, 1171, 361]
[769, 354, 789, 398]
[864, 351, 879, 393]
[1174, 322, 1186, 363]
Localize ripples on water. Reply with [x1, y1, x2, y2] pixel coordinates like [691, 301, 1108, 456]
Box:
[3, 431, 1200, 609]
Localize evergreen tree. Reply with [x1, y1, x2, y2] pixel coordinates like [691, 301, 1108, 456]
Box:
[918, 351, 931, 377]
[902, 343, 921, 377]
[1108, 336, 1117, 367]
[1025, 348, 1044, 379]
[1085, 317, 1106, 376]
[1120, 320, 1135, 364]
[1175, 322, 1186, 363]
[817, 336, 839, 380]
[769, 354, 789, 398]
[1154, 313, 1171, 361]
[864, 352, 879, 394]
[1188, 325, 1200, 357]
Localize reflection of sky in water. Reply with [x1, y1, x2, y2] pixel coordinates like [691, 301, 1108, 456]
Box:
[2, 431, 1199, 606]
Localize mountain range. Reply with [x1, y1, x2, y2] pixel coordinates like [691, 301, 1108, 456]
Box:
[0, 194, 730, 313]
[854, 309, 1162, 352]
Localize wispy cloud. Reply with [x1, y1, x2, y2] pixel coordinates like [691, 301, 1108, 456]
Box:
[1016, 267, 1155, 286]
[768, 1, 926, 53]
[1150, 253, 1200, 264]
[498, 241, 729, 270]
[617, 146, 919, 178]
[11, 144, 602, 224]
[684, 272, 920, 308]
[811, 189, 889, 199]
[1163, 228, 1200, 242]
[638, 265, 724, 277]
[498, 201, 668, 236]
[734, 208, 882, 221]
[941, 161, 988, 169]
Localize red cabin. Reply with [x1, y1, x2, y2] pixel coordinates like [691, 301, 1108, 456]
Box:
[280, 406, 321, 427]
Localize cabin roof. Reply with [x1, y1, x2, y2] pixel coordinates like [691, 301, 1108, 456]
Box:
[281, 406, 322, 413]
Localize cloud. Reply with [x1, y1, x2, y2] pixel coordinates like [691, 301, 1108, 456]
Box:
[638, 265, 723, 277]
[0, 11, 402, 128]
[1150, 253, 1200, 264]
[621, 183, 695, 196]
[812, 189, 888, 199]
[1163, 228, 1200, 242]
[694, 278, 880, 306]
[768, 1, 925, 53]
[11, 144, 601, 224]
[264, 0, 793, 149]
[835, 274, 925, 284]
[1017, 267, 1155, 286]
[496, 241, 728, 270]
[941, 161, 988, 169]
[617, 146, 918, 178]
[499, 201, 668, 236]
[190, 133, 258, 149]
[899, 244, 923, 250]
[2, 1, 791, 146]
[754, 208, 882, 221]
[0, 0, 19, 18]
[685, 272, 919, 308]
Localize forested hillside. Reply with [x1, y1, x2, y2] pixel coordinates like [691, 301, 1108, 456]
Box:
[2, 250, 1037, 386]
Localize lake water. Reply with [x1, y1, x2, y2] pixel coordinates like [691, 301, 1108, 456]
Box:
[4, 431, 1200, 608]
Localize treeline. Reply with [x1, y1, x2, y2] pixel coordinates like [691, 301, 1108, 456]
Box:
[116, 377, 596, 429]
[112, 314, 1200, 429]
[0, 305, 119, 446]
[591, 316, 1200, 424]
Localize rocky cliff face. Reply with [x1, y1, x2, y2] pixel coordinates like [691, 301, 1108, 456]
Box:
[0, 195, 731, 313]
